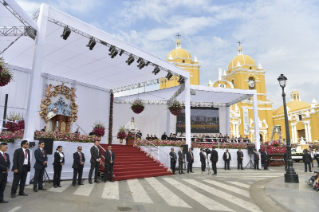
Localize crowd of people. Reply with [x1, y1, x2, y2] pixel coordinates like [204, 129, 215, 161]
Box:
[0, 140, 114, 203]
[168, 146, 268, 175]
[144, 132, 251, 143]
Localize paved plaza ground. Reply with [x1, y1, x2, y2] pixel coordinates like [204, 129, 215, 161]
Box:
[1, 162, 318, 212]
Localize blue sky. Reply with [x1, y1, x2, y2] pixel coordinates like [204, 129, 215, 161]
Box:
[17, 0, 319, 109]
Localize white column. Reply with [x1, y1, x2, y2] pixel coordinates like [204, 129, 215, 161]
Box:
[226, 107, 230, 136]
[184, 79, 191, 147]
[294, 125, 298, 143]
[252, 93, 261, 167]
[307, 123, 312, 142]
[23, 4, 49, 140]
[290, 124, 295, 143]
[236, 123, 239, 138]
[166, 109, 170, 135]
[304, 122, 309, 142]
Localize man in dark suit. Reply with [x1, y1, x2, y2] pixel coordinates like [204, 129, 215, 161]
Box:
[283, 151, 288, 171]
[223, 149, 231, 170]
[161, 132, 167, 140]
[178, 147, 185, 174]
[186, 148, 194, 173]
[254, 149, 260, 170]
[199, 148, 206, 172]
[33, 141, 48, 192]
[169, 148, 177, 174]
[89, 141, 101, 184]
[11, 140, 30, 198]
[303, 150, 312, 172]
[262, 149, 270, 170]
[104, 146, 115, 182]
[72, 146, 85, 186]
[210, 147, 218, 175]
[237, 148, 244, 170]
[0, 143, 10, 203]
[136, 130, 142, 139]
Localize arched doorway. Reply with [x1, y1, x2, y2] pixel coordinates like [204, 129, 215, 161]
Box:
[260, 133, 263, 142]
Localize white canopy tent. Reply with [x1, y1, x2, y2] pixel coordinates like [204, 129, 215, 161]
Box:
[115, 84, 261, 152]
[0, 1, 191, 142]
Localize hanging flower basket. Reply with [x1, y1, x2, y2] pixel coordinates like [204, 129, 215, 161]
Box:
[0, 57, 13, 87]
[131, 99, 145, 114]
[168, 100, 183, 116]
[92, 121, 105, 136]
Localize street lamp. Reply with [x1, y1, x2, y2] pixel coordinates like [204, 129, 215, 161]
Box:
[277, 74, 299, 183]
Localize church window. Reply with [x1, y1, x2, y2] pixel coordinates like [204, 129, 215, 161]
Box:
[250, 67, 252, 70]
[232, 80, 235, 87]
[299, 115, 302, 121]
[182, 60, 185, 63]
[248, 77, 255, 89]
[219, 84, 225, 88]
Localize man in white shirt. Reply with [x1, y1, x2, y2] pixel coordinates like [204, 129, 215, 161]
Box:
[11, 140, 30, 198]
[223, 149, 231, 170]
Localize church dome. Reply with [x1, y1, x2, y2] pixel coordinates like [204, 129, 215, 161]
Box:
[166, 37, 192, 60]
[274, 90, 310, 115]
[227, 45, 256, 70]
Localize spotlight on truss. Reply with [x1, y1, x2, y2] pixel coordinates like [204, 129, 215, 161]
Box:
[86, 37, 96, 50]
[126, 54, 135, 65]
[137, 58, 146, 69]
[178, 75, 185, 84]
[166, 72, 173, 80]
[109, 45, 118, 58]
[61, 26, 71, 40]
[26, 27, 36, 40]
[119, 49, 124, 56]
[152, 66, 160, 75]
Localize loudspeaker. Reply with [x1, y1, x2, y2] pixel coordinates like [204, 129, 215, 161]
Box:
[248, 145, 254, 154]
[39, 138, 54, 155]
[181, 144, 188, 155]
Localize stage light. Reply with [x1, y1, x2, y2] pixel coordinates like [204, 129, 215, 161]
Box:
[145, 61, 150, 66]
[86, 37, 96, 50]
[152, 66, 160, 75]
[109, 46, 118, 58]
[137, 58, 145, 69]
[61, 26, 71, 40]
[100, 41, 108, 46]
[26, 27, 36, 40]
[119, 49, 124, 56]
[178, 75, 185, 84]
[126, 54, 135, 65]
[166, 72, 173, 80]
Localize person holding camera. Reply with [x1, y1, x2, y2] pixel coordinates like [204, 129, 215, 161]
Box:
[178, 147, 185, 174]
[210, 147, 218, 175]
[199, 148, 206, 172]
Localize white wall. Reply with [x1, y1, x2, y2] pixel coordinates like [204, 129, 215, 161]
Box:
[113, 104, 169, 143]
[0, 68, 111, 143]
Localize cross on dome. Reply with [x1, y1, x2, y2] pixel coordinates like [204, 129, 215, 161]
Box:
[237, 41, 243, 55]
[176, 33, 182, 49]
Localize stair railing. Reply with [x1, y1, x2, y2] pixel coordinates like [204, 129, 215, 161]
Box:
[135, 137, 171, 168]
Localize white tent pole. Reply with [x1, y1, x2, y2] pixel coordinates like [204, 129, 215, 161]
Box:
[226, 106, 230, 136]
[184, 79, 191, 147]
[252, 93, 261, 167]
[23, 4, 49, 140]
[166, 108, 170, 137]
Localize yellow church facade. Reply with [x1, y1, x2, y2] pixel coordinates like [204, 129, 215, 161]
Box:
[160, 37, 200, 88]
[208, 45, 319, 143]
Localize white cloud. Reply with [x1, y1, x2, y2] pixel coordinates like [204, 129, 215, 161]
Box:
[16, 0, 41, 15]
[52, 0, 103, 13]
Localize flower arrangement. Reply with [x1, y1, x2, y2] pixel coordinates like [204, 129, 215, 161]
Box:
[126, 132, 135, 140]
[0, 57, 13, 87]
[167, 168, 173, 173]
[117, 126, 126, 139]
[0, 129, 24, 143]
[135, 139, 186, 147]
[34, 130, 99, 143]
[5, 112, 24, 132]
[159, 162, 164, 167]
[93, 121, 105, 137]
[168, 100, 183, 116]
[131, 99, 145, 114]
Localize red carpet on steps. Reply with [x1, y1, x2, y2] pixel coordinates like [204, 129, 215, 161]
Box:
[99, 144, 172, 181]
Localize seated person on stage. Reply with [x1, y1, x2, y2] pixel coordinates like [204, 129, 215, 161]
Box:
[149, 135, 154, 140]
[136, 130, 142, 139]
[205, 134, 211, 142]
[75, 128, 80, 134]
[41, 126, 46, 132]
[224, 134, 230, 143]
[238, 135, 244, 143]
[153, 135, 158, 140]
[244, 135, 250, 143]
[230, 136, 236, 143]
[146, 134, 150, 140]
[171, 134, 177, 141]
[89, 131, 95, 136]
[161, 132, 167, 140]
[168, 133, 173, 141]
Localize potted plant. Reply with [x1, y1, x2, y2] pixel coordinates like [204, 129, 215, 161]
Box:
[117, 126, 126, 145]
[93, 121, 105, 140]
[168, 100, 183, 116]
[131, 99, 145, 114]
[0, 57, 13, 87]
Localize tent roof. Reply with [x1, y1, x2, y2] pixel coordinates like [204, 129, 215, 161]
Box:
[114, 85, 256, 107]
[1, 3, 189, 90]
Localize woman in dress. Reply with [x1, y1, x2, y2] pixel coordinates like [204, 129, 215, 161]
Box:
[53, 146, 64, 188]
